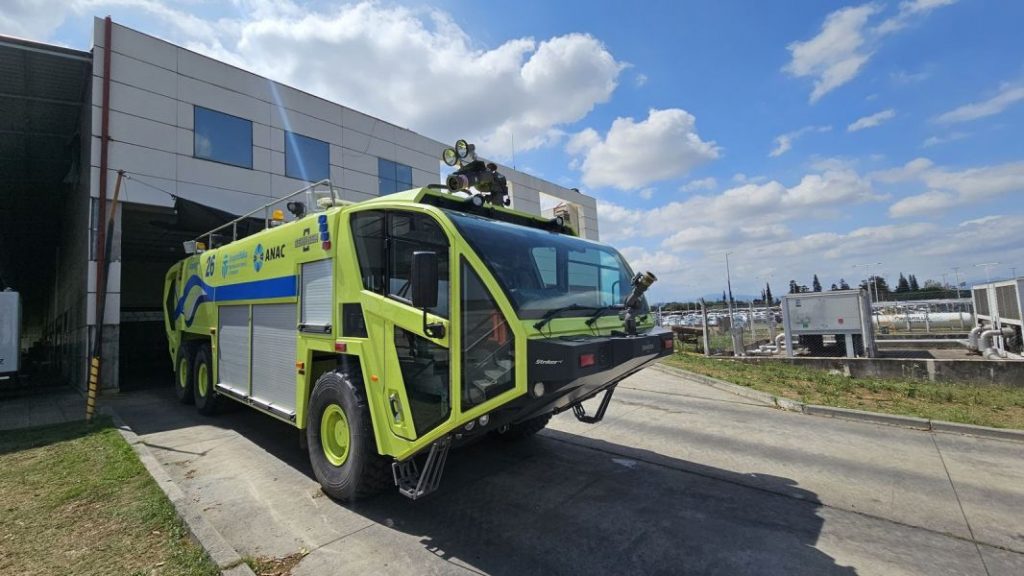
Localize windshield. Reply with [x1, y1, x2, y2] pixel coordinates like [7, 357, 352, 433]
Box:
[444, 210, 646, 320]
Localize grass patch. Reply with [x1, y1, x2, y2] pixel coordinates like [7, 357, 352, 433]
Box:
[0, 417, 219, 576]
[662, 352, 1024, 429]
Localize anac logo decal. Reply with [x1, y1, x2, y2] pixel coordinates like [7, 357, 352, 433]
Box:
[253, 243, 285, 272]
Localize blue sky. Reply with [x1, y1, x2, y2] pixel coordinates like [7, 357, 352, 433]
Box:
[4, 0, 1023, 302]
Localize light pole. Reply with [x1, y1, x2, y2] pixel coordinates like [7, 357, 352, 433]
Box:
[724, 252, 735, 323]
[853, 262, 882, 303]
[975, 262, 999, 285]
[951, 266, 963, 299]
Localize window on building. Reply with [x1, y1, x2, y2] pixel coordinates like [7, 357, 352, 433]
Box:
[193, 106, 253, 169]
[285, 132, 330, 182]
[378, 158, 414, 195]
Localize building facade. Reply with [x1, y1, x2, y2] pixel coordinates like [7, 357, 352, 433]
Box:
[0, 18, 599, 392]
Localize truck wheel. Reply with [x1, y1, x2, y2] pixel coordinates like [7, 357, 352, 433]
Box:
[174, 345, 194, 405]
[193, 345, 219, 416]
[306, 371, 391, 501]
[493, 413, 552, 441]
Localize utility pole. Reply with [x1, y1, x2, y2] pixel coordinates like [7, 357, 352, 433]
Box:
[725, 252, 739, 356]
[853, 262, 882, 302]
[951, 266, 963, 299]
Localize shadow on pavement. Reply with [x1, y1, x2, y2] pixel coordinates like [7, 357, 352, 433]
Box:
[114, 387, 857, 576]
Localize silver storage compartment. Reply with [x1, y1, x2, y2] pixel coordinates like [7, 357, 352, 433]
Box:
[300, 259, 333, 332]
[251, 303, 298, 416]
[217, 305, 250, 393]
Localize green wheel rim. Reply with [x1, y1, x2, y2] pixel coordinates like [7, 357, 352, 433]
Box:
[197, 362, 209, 397]
[178, 357, 189, 390]
[320, 404, 350, 466]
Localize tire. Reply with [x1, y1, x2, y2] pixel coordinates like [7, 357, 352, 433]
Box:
[493, 412, 552, 441]
[174, 345, 194, 405]
[306, 371, 391, 501]
[193, 344, 219, 416]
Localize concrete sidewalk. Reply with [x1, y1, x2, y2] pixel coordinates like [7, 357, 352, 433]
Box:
[107, 368, 1024, 575]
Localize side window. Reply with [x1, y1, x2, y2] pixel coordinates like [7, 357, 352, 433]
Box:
[351, 211, 386, 294]
[388, 212, 449, 318]
[461, 260, 515, 410]
[531, 247, 557, 287]
[394, 326, 450, 436]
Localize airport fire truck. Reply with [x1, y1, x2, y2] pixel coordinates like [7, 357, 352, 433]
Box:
[163, 141, 671, 500]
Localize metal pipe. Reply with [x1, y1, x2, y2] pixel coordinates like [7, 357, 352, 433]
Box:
[980, 326, 1014, 360]
[93, 15, 113, 352]
[967, 324, 987, 352]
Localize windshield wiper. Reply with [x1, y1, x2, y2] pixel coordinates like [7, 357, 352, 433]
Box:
[533, 303, 599, 331]
[584, 304, 624, 327]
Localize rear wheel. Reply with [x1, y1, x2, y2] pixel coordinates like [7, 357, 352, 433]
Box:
[193, 345, 219, 416]
[174, 345, 194, 405]
[306, 371, 391, 501]
[493, 413, 552, 441]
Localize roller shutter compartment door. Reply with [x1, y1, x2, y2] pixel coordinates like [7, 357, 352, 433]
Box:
[251, 303, 298, 416]
[218, 305, 250, 392]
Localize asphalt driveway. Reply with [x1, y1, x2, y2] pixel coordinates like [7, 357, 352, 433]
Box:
[108, 368, 1024, 575]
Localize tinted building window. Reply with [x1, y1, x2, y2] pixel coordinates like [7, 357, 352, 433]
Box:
[285, 132, 330, 182]
[378, 158, 414, 195]
[193, 106, 252, 169]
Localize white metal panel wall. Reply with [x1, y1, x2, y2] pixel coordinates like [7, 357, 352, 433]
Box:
[251, 303, 298, 414]
[218, 305, 250, 389]
[301, 259, 333, 329]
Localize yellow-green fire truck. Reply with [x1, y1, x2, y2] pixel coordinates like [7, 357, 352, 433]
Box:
[163, 141, 671, 500]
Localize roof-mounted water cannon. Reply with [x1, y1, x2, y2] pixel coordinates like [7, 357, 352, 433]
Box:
[441, 139, 510, 206]
[622, 271, 657, 336]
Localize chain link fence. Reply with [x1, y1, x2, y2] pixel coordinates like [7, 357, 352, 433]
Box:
[660, 298, 976, 357]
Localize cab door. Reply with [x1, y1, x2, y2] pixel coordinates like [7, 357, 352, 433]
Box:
[351, 209, 453, 441]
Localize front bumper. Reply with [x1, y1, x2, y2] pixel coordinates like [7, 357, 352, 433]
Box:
[486, 328, 674, 427]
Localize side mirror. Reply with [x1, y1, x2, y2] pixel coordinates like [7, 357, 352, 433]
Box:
[411, 251, 444, 338]
[411, 251, 439, 309]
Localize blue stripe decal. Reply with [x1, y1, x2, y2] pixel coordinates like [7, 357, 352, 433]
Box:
[173, 275, 297, 327]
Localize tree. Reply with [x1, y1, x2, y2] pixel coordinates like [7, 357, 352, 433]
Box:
[760, 288, 767, 304]
[830, 283, 839, 291]
[909, 274, 920, 291]
[897, 273, 910, 293]
[839, 278, 850, 290]
[722, 290, 727, 303]
[766, 283, 774, 305]
[923, 279, 943, 290]
[812, 274, 822, 292]
[788, 280, 799, 294]
[860, 275, 891, 298]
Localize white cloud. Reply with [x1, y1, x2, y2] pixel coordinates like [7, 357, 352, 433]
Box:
[922, 132, 968, 147]
[784, 2, 955, 103]
[935, 83, 1024, 124]
[19, 1, 624, 159]
[876, 0, 958, 35]
[680, 177, 717, 192]
[638, 187, 655, 200]
[634, 73, 648, 87]
[885, 159, 1024, 217]
[888, 190, 957, 217]
[566, 108, 720, 190]
[847, 108, 896, 132]
[596, 167, 880, 243]
[0, 0, 72, 39]
[784, 4, 880, 103]
[769, 125, 831, 157]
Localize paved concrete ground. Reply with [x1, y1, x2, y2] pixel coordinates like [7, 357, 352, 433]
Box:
[107, 369, 1024, 576]
[0, 386, 85, 430]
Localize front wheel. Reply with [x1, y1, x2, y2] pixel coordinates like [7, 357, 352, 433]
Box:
[174, 345, 194, 405]
[193, 345, 219, 416]
[306, 371, 391, 501]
